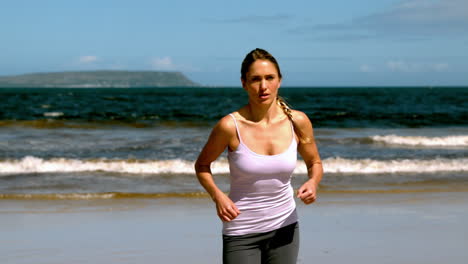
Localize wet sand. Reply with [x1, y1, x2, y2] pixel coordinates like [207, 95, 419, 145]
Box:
[1, 191, 467, 264]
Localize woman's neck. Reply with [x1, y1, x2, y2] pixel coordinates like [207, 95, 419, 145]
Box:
[247, 100, 281, 123]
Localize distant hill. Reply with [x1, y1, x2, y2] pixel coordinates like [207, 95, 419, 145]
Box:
[0, 70, 199, 87]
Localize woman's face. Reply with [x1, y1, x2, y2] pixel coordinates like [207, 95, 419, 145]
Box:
[242, 59, 282, 106]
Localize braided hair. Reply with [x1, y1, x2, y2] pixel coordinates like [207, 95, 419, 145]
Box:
[241, 48, 312, 144]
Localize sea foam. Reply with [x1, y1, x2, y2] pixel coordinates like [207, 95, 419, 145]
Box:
[43, 112, 64, 117]
[1, 156, 467, 175]
[371, 135, 468, 147]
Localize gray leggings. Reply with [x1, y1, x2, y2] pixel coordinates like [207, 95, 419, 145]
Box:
[222, 222, 299, 264]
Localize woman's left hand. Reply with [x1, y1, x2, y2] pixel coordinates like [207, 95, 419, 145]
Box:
[297, 179, 318, 204]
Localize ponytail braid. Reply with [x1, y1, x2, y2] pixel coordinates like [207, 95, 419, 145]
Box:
[277, 96, 293, 121]
[277, 96, 312, 144]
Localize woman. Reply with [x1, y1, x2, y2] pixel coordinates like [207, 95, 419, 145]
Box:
[195, 48, 323, 263]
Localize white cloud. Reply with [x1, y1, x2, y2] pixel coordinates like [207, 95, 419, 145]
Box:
[387, 61, 412, 72]
[432, 63, 449, 72]
[387, 60, 450, 72]
[395, 0, 468, 21]
[294, 0, 468, 41]
[209, 14, 293, 24]
[78, 55, 98, 64]
[108, 62, 126, 70]
[151, 56, 177, 71]
[359, 0, 468, 35]
[359, 64, 374, 73]
[149, 57, 200, 72]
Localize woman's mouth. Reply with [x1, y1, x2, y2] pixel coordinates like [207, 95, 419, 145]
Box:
[259, 93, 269, 100]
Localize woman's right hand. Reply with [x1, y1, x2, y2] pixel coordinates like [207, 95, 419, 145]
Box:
[213, 192, 240, 222]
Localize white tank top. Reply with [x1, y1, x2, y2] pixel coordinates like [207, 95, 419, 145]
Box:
[223, 114, 298, 236]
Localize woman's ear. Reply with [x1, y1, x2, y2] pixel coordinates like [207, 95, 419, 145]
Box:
[241, 78, 247, 91]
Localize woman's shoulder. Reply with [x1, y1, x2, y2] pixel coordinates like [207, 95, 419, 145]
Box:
[213, 113, 238, 136]
[291, 110, 311, 125]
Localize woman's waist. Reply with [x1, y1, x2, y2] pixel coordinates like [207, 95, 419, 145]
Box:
[222, 205, 298, 236]
[229, 178, 293, 193]
[229, 186, 295, 209]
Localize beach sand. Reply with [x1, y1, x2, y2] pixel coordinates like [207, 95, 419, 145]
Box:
[1, 191, 467, 264]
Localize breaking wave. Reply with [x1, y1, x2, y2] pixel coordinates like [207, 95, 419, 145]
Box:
[1, 156, 467, 175]
[371, 135, 468, 147]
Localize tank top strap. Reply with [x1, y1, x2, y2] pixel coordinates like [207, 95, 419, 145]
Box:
[228, 113, 244, 144]
[289, 118, 297, 143]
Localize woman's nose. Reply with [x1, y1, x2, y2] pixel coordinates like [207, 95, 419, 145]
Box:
[260, 79, 267, 90]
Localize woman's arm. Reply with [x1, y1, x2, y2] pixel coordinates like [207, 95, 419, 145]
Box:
[293, 111, 324, 204]
[194, 115, 241, 222]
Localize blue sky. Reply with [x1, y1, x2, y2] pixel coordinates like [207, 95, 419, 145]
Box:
[1, 0, 467, 86]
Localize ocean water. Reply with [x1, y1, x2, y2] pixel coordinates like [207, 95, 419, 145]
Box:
[0, 87, 467, 199]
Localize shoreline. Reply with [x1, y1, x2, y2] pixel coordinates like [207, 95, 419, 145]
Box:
[1, 191, 467, 264]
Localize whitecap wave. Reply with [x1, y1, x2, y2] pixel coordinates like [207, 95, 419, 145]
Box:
[318, 157, 468, 174]
[371, 135, 468, 147]
[1, 156, 467, 175]
[0, 156, 200, 175]
[43, 112, 64, 117]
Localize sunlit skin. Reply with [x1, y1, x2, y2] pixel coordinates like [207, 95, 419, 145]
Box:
[195, 59, 323, 223]
[242, 60, 281, 108]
